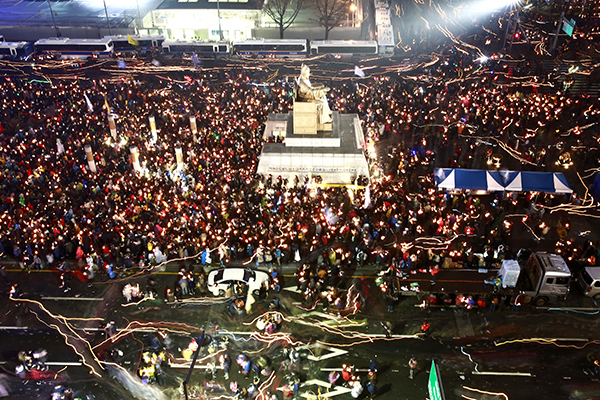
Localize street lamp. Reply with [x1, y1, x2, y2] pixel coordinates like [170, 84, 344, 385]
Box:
[217, 0, 224, 40]
[136, 0, 142, 30]
[46, 0, 61, 37]
[350, 4, 356, 27]
[182, 330, 212, 400]
[103, 0, 113, 36]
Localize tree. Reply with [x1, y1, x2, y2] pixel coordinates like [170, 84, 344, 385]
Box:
[263, 0, 306, 39]
[311, 0, 351, 39]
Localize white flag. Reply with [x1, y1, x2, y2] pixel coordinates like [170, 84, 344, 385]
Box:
[363, 185, 372, 209]
[57, 139, 64, 155]
[354, 65, 365, 78]
[151, 59, 161, 67]
[83, 92, 94, 113]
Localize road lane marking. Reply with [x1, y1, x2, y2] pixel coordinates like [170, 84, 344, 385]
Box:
[296, 344, 348, 361]
[472, 371, 532, 376]
[41, 297, 104, 301]
[0, 361, 82, 366]
[277, 379, 352, 399]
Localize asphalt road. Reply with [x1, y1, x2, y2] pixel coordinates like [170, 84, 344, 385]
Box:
[2, 262, 600, 399]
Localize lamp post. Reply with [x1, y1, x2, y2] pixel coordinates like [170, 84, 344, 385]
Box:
[182, 330, 212, 400]
[46, 0, 61, 37]
[137, 0, 142, 26]
[103, 0, 113, 36]
[217, 0, 224, 40]
[350, 3, 356, 27]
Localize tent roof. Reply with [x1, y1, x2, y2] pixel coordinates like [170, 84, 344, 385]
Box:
[434, 168, 573, 193]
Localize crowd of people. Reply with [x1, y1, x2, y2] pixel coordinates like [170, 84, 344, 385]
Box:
[0, 48, 597, 287]
[0, 8, 597, 400]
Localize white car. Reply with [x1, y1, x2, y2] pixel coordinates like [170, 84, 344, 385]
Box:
[207, 267, 270, 297]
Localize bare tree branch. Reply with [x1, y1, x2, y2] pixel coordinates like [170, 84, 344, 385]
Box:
[310, 0, 352, 39]
[263, 0, 307, 38]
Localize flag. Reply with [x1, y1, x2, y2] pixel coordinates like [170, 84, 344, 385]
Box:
[363, 185, 372, 209]
[354, 65, 366, 78]
[127, 34, 139, 47]
[151, 59, 161, 67]
[323, 205, 339, 225]
[83, 92, 94, 113]
[104, 95, 110, 112]
[192, 52, 199, 70]
[117, 60, 127, 69]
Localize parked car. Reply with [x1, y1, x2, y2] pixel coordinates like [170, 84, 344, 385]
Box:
[577, 266, 600, 299]
[207, 267, 269, 297]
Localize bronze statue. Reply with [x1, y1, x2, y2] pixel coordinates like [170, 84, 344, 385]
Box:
[297, 64, 332, 124]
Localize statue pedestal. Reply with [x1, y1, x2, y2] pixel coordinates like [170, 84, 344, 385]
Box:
[258, 111, 369, 185]
[292, 102, 318, 135]
[292, 100, 332, 135]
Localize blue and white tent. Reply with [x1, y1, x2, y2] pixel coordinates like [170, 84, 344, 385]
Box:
[500, 171, 572, 194]
[434, 168, 573, 194]
[434, 169, 504, 191]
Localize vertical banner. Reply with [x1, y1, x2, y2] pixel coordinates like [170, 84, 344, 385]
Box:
[428, 360, 446, 400]
[149, 115, 157, 142]
[190, 115, 198, 143]
[175, 146, 184, 171]
[108, 114, 117, 140]
[130, 146, 141, 172]
[84, 145, 97, 173]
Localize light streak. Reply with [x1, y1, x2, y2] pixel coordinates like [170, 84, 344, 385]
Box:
[92, 320, 198, 350]
[18, 298, 104, 377]
[250, 332, 305, 348]
[494, 338, 600, 349]
[460, 346, 480, 372]
[243, 311, 292, 326]
[121, 297, 153, 307]
[54, 366, 68, 379]
[462, 386, 509, 400]
[256, 370, 277, 400]
[216, 329, 256, 342]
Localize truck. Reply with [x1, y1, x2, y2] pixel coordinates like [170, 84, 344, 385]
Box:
[386, 251, 572, 307]
[511, 251, 571, 306]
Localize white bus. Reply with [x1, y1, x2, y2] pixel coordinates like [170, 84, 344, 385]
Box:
[232, 39, 308, 58]
[309, 40, 378, 57]
[103, 35, 164, 54]
[162, 40, 230, 57]
[34, 37, 114, 60]
[0, 41, 34, 61]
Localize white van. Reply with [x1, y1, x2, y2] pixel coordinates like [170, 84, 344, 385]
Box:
[577, 267, 600, 299]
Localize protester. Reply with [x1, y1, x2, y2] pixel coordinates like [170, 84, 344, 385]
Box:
[408, 356, 418, 379]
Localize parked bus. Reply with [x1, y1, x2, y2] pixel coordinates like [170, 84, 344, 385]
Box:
[232, 39, 308, 58]
[162, 40, 229, 57]
[34, 37, 114, 60]
[309, 40, 378, 57]
[0, 41, 34, 61]
[103, 35, 164, 54]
